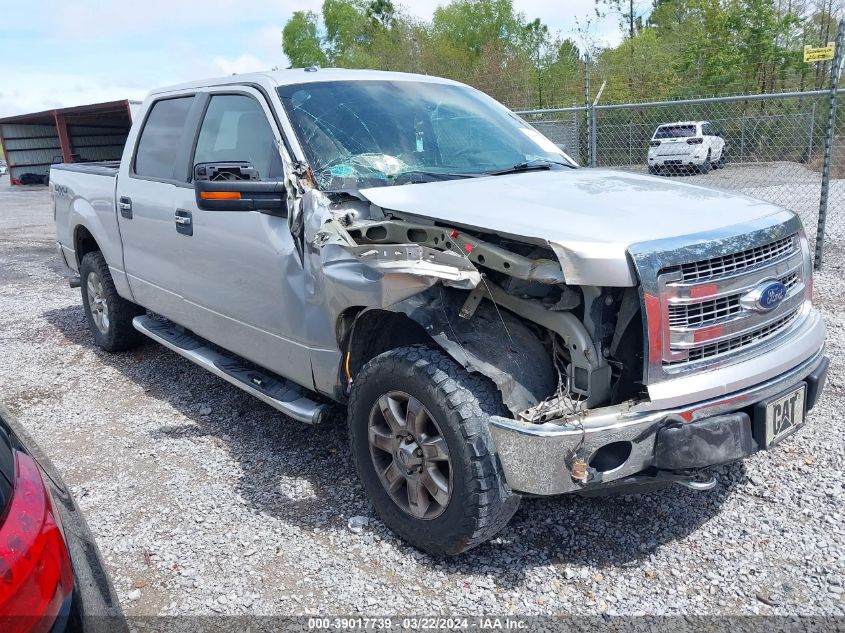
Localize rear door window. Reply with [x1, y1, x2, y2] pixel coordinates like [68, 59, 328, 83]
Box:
[193, 94, 281, 181]
[654, 125, 697, 139]
[134, 97, 195, 180]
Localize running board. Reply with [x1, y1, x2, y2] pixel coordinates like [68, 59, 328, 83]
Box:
[132, 315, 329, 424]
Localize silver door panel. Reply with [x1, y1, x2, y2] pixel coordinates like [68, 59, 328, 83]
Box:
[117, 179, 191, 319]
[174, 89, 313, 388]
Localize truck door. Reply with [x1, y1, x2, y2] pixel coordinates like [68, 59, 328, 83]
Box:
[172, 88, 312, 389]
[117, 94, 199, 323]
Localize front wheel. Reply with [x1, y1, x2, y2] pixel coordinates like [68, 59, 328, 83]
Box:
[80, 251, 145, 352]
[348, 345, 520, 556]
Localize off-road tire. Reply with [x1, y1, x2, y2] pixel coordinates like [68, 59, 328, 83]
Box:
[80, 251, 144, 352]
[348, 345, 520, 556]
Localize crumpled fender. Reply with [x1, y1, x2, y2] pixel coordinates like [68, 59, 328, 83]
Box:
[301, 188, 555, 411]
[315, 230, 481, 312]
[382, 287, 557, 416]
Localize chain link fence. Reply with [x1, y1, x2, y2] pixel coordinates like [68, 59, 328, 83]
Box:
[513, 22, 845, 270]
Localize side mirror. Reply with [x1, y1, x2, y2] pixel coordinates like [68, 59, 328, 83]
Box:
[193, 162, 286, 215]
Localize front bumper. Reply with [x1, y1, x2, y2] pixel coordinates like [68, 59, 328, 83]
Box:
[489, 345, 828, 495]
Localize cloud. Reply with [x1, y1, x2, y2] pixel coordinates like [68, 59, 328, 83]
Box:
[0, 70, 150, 117]
[0, 1, 627, 115]
[45, 0, 319, 40]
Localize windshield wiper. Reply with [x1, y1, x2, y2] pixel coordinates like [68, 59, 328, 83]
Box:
[487, 159, 575, 176]
[389, 169, 482, 184]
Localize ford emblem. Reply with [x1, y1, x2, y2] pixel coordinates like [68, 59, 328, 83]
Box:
[740, 280, 787, 313]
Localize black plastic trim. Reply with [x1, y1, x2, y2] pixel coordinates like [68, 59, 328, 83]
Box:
[0, 423, 12, 515]
[653, 412, 756, 470]
[805, 355, 829, 412]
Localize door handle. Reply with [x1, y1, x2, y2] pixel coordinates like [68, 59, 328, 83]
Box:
[174, 209, 193, 236]
[118, 196, 132, 219]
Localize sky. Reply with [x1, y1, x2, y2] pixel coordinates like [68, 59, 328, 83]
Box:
[0, 0, 628, 117]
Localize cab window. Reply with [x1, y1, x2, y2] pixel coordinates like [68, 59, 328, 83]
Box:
[193, 94, 281, 181]
[134, 96, 195, 180]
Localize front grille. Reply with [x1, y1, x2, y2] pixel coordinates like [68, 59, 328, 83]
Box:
[631, 216, 808, 382]
[678, 234, 796, 282]
[669, 308, 801, 364]
[668, 295, 741, 327]
[667, 272, 798, 328]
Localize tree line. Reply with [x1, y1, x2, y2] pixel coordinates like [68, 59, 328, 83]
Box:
[282, 0, 844, 109]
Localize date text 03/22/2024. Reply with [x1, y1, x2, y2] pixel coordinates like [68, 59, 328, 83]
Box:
[307, 617, 528, 630]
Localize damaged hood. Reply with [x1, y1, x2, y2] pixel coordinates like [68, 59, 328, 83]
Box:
[359, 169, 789, 286]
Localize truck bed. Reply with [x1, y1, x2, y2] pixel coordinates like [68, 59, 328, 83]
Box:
[51, 161, 123, 278]
[51, 161, 121, 178]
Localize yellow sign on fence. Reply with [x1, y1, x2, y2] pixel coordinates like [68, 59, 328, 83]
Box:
[804, 42, 836, 62]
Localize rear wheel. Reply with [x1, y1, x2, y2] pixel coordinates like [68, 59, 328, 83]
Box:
[698, 150, 712, 174]
[348, 345, 520, 556]
[80, 251, 144, 352]
[648, 165, 660, 175]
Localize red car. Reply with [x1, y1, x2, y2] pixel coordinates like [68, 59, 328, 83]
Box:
[0, 405, 126, 633]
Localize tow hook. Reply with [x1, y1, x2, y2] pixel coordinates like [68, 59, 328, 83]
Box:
[674, 475, 717, 491]
[655, 470, 718, 491]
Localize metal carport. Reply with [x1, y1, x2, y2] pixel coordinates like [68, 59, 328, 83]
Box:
[0, 100, 139, 185]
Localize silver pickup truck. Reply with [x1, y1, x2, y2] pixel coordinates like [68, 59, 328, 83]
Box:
[51, 69, 828, 555]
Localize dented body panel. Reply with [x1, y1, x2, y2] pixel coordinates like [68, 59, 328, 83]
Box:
[359, 169, 787, 286]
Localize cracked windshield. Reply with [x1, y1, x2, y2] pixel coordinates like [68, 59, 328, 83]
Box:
[278, 80, 576, 190]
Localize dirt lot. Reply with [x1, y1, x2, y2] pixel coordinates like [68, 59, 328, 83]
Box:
[0, 169, 843, 618]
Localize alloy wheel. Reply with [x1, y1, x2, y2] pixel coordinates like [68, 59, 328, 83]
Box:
[86, 271, 110, 334]
[367, 391, 453, 520]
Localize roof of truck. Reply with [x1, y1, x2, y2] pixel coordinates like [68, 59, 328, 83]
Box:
[150, 68, 463, 97]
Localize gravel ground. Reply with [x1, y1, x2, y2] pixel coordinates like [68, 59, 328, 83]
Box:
[0, 169, 843, 618]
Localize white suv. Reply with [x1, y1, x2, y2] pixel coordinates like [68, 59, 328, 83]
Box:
[648, 121, 725, 175]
